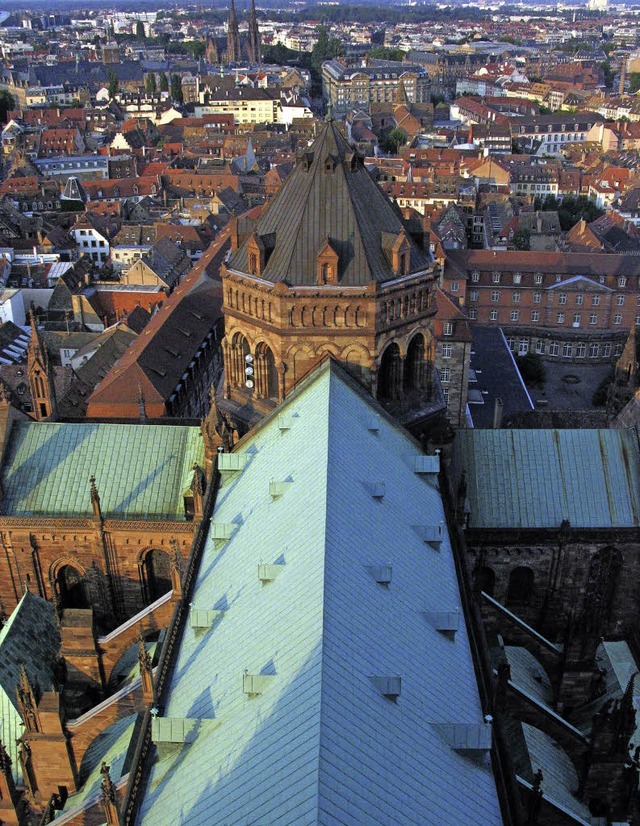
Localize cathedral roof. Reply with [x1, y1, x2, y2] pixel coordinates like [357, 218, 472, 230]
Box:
[0, 421, 203, 520]
[453, 428, 640, 529]
[227, 121, 433, 287]
[136, 359, 501, 825]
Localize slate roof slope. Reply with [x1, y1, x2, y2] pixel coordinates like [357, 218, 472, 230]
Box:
[0, 422, 203, 519]
[86, 229, 228, 417]
[519, 723, 591, 821]
[227, 120, 433, 287]
[0, 591, 59, 783]
[468, 326, 534, 429]
[136, 359, 501, 825]
[453, 428, 640, 529]
[57, 714, 140, 820]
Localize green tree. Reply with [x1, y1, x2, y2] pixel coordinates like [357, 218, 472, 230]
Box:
[630, 72, 640, 94]
[382, 128, 407, 154]
[516, 353, 546, 388]
[159, 72, 169, 93]
[311, 26, 344, 73]
[107, 69, 119, 100]
[186, 40, 206, 59]
[170, 73, 183, 103]
[368, 46, 406, 61]
[534, 194, 604, 230]
[0, 89, 14, 123]
[511, 228, 531, 251]
[593, 370, 614, 407]
[262, 43, 298, 65]
[145, 72, 157, 96]
[135, 20, 146, 40]
[600, 60, 615, 88]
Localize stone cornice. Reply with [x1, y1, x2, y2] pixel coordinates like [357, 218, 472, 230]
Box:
[0, 517, 196, 532]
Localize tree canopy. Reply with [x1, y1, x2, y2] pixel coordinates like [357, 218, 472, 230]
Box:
[311, 25, 344, 73]
[170, 73, 183, 103]
[381, 128, 407, 154]
[107, 69, 119, 100]
[0, 90, 14, 123]
[534, 194, 605, 230]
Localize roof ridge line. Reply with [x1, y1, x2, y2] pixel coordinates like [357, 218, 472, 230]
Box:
[267, 127, 330, 283]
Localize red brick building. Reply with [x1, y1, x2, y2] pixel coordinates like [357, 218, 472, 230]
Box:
[445, 249, 638, 361]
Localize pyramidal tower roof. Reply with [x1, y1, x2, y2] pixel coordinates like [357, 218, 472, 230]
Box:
[227, 120, 433, 287]
[136, 360, 502, 825]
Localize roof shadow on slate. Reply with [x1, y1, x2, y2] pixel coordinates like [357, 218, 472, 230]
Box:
[142, 643, 321, 825]
[110, 456, 175, 517]
[168, 587, 246, 691]
[1, 422, 99, 516]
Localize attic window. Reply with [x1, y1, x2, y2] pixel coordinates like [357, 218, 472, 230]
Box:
[320, 262, 332, 284]
[249, 253, 258, 275]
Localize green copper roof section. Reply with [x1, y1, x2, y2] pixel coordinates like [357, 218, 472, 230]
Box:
[454, 428, 640, 529]
[0, 591, 60, 784]
[1, 422, 203, 520]
[57, 713, 140, 819]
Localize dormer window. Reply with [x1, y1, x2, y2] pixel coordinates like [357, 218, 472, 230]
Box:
[618, 276, 627, 288]
[247, 232, 266, 277]
[317, 238, 339, 286]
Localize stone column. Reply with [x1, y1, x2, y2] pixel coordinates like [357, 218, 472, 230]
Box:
[255, 353, 266, 398]
[278, 362, 286, 402]
[390, 352, 404, 400]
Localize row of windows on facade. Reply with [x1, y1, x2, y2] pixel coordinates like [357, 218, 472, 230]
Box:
[468, 307, 633, 326]
[504, 337, 622, 359]
[515, 183, 556, 192]
[79, 238, 107, 249]
[471, 271, 631, 288]
[470, 290, 635, 306]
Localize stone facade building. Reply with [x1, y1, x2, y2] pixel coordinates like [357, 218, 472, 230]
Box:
[219, 119, 466, 432]
[451, 427, 640, 644]
[445, 249, 637, 363]
[0, 395, 216, 629]
[322, 59, 431, 112]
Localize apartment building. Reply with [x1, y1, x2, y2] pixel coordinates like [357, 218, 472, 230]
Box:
[322, 59, 430, 110]
[445, 249, 637, 361]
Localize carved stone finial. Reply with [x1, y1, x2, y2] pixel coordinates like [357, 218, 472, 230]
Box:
[169, 539, 183, 600]
[16, 665, 39, 733]
[137, 636, 151, 675]
[90, 475, 102, 520]
[192, 463, 204, 496]
[100, 762, 116, 805]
